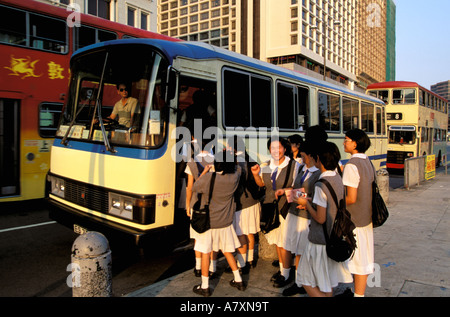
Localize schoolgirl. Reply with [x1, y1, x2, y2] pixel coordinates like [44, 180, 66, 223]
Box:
[288, 134, 304, 164]
[276, 141, 321, 294]
[342, 128, 375, 297]
[296, 141, 353, 297]
[226, 136, 261, 272]
[185, 142, 214, 277]
[251, 136, 300, 285]
[191, 150, 245, 297]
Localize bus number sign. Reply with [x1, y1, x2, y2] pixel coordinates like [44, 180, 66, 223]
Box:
[387, 113, 403, 120]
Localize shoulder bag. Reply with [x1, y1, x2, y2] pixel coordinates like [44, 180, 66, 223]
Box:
[260, 159, 293, 234]
[370, 162, 389, 228]
[191, 172, 216, 234]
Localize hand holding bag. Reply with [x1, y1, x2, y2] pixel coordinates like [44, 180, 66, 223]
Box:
[370, 162, 389, 228]
[260, 160, 293, 234]
[191, 173, 216, 233]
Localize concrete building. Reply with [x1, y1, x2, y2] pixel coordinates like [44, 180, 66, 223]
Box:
[356, 0, 395, 88]
[41, 0, 158, 32]
[431, 80, 450, 102]
[431, 80, 450, 131]
[158, 0, 395, 91]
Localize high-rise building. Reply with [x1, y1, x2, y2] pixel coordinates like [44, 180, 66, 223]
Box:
[431, 80, 450, 102]
[158, 0, 395, 90]
[431, 80, 450, 131]
[385, 0, 396, 82]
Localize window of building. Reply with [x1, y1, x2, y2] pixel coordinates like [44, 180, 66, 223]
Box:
[141, 13, 148, 30]
[127, 7, 135, 27]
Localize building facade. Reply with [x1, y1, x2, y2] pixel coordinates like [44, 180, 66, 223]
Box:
[431, 80, 450, 130]
[40, 0, 158, 32]
[431, 80, 450, 102]
[158, 0, 395, 91]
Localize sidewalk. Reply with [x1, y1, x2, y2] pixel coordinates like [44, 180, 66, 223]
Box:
[126, 173, 450, 298]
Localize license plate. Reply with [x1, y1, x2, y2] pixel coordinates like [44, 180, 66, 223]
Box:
[73, 224, 88, 235]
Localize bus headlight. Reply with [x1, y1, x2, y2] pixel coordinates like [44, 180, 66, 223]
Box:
[49, 176, 65, 198]
[108, 193, 155, 224]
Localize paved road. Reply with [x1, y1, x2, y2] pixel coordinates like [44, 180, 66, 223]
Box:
[0, 200, 194, 297]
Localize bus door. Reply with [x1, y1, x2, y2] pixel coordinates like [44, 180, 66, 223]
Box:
[0, 98, 20, 197]
[375, 105, 384, 159]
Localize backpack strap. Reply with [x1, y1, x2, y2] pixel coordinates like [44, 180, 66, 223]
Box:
[207, 172, 216, 205]
[316, 178, 339, 242]
[317, 178, 339, 209]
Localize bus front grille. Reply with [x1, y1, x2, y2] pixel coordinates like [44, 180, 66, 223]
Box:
[64, 180, 109, 212]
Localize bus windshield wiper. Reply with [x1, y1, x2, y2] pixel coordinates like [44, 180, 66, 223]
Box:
[61, 102, 88, 146]
[95, 52, 116, 154]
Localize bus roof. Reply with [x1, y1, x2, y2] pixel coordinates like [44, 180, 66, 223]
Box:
[72, 38, 384, 105]
[367, 81, 448, 103]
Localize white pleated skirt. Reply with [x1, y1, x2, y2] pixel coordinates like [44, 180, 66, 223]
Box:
[282, 213, 310, 255]
[234, 203, 261, 236]
[297, 241, 353, 293]
[347, 223, 375, 275]
[264, 214, 287, 247]
[193, 224, 241, 254]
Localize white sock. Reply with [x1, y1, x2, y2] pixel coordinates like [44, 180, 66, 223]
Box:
[247, 249, 254, 262]
[354, 293, 365, 297]
[279, 262, 283, 272]
[281, 267, 291, 279]
[201, 275, 209, 289]
[232, 269, 242, 283]
[236, 253, 247, 268]
[195, 257, 201, 270]
[209, 259, 217, 272]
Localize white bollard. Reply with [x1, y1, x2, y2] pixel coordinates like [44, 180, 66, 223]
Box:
[71, 231, 112, 297]
[376, 168, 389, 204]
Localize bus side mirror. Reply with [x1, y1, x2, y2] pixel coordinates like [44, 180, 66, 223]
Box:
[165, 67, 178, 103]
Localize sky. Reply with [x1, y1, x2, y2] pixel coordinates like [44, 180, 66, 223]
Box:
[395, 0, 450, 89]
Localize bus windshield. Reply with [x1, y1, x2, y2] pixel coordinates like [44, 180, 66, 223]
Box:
[389, 129, 416, 145]
[57, 44, 169, 148]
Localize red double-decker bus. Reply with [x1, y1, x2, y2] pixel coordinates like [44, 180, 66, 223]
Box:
[0, 0, 178, 202]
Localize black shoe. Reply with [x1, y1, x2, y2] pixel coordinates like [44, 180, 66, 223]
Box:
[273, 274, 293, 288]
[272, 260, 279, 267]
[240, 263, 250, 275]
[282, 284, 307, 296]
[193, 269, 201, 277]
[193, 284, 211, 297]
[270, 270, 281, 282]
[209, 271, 218, 279]
[335, 288, 354, 297]
[230, 279, 246, 291]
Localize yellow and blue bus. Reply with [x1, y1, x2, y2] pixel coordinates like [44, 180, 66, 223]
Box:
[47, 39, 387, 245]
[367, 81, 448, 170]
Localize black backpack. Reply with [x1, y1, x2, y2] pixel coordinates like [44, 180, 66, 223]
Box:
[317, 179, 357, 262]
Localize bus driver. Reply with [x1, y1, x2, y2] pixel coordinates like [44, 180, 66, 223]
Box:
[108, 83, 139, 128]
